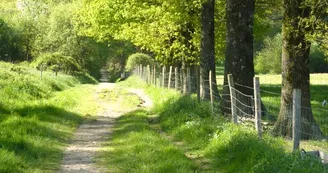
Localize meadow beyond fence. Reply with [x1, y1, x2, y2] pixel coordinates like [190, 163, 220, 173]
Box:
[133, 64, 328, 162]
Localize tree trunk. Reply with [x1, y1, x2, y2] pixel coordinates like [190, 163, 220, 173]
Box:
[272, 0, 324, 139]
[221, 0, 255, 115]
[200, 0, 220, 101]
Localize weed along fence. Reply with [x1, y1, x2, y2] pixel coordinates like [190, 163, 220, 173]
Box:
[133, 64, 328, 162]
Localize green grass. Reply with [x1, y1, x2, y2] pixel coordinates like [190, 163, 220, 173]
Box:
[99, 86, 197, 172]
[216, 70, 328, 150]
[0, 62, 99, 173]
[115, 75, 327, 173]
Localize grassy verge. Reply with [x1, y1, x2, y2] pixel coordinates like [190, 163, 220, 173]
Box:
[0, 62, 99, 173]
[116, 76, 327, 173]
[99, 85, 197, 172]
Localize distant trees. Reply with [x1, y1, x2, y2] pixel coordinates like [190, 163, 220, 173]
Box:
[0, 1, 112, 79]
[254, 34, 328, 74]
[125, 53, 154, 71]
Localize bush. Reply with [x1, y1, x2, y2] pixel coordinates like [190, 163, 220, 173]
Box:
[32, 52, 83, 74]
[125, 53, 154, 71]
[255, 33, 328, 74]
[255, 33, 282, 74]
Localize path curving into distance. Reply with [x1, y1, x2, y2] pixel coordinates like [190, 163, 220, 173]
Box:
[57, 82, 153, 173]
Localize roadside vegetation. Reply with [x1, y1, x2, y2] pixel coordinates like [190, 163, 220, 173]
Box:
[104, 76, 327, 173]
[0, 62, 99, 173]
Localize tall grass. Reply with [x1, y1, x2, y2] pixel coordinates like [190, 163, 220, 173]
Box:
[0, 62, 99, 173]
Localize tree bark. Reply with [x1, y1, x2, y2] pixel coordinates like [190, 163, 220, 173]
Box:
[221, 0, 255, 115]
[200, 0, 220, 101]
[272, 0, 324, 139]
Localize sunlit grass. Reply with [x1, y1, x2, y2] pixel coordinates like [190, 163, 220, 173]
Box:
[99, 88, 197, 172]
[0, 62, 99, 173]
[117, 75, 327, 173]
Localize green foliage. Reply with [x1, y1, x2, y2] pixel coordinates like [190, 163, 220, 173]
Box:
[74, 0, 227, 65]
[125, 53, 154, 71]
[255, 33, 282, 74]
[0, 1, 111, 80]
[0, 62, 99, 172]
[255, 33, 328, 74]
[0, 18, 27, 62]
[106, 40, 136, 81]
[310, 42, 328, 73]
[32, 52, 82, 74]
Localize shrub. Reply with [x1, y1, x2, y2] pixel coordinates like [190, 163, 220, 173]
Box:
[32, 52, 83, 74]
[255, 33, 282, 74]
[125, 53, 154, 71]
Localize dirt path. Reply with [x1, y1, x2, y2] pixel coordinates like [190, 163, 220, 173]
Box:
[57, 83, 129, 173]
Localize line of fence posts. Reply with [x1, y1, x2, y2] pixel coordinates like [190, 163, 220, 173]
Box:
[135, 64, 304, 151]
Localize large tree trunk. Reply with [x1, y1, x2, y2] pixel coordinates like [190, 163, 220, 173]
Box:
[221, 0, 255, 115]
[272, 0, 324, 139]
[200, 0, 220, 101]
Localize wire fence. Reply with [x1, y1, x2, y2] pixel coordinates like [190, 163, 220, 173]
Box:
[133, 64, 328, 161]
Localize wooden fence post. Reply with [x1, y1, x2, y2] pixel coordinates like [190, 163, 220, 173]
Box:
[187, 67, 191, 95]
[140, 64, 143, 78]
[181, 68, 185, 94]
[209, 71, 214, 112]
[168, 66, 172, 88]
[147, 65, 150, 83]
[228, 74, 237, 123]
[175, 67, 179, 90]
[162, 66, 165, 88]
[137, 65, 139, 76]
[293, 89, 301, 151]
[254, 77, 262, 138]
[196, 66, 200, 102]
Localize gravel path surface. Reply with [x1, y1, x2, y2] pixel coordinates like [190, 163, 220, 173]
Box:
[58, 83, 118, 173]
[57, 83, 152, 173]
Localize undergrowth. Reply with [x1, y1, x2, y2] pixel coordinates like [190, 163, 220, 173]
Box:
[119, 76, 327, 173]
[0, 62, 99, 173]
